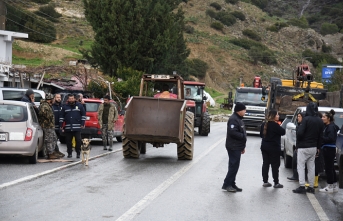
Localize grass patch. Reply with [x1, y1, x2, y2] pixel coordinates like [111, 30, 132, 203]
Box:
[12, 55, 63, 67]
[206, 87, 224, 98]
[48, 37, 93, 53]
[208, 107, 232, 115]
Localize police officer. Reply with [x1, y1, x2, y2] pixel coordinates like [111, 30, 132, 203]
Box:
[222, 102, 247, 192]
[98, 95, 118, 151]
[52, 93, 65, 157]
[59, 94, 86, 158]
[38, 93, 60, 159]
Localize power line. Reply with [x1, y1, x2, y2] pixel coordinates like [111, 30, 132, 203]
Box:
[13, 0, 62, 20]
[4, 0, 57, 29]
[6, 17, 56, 40]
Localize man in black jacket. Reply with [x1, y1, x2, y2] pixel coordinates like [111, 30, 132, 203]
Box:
[21, 89, 39, 115]
[59, 94, 86, 158]
[293, 102, 324, 194]
[222, 102, 247, 192]
[52, 93, 65, 157]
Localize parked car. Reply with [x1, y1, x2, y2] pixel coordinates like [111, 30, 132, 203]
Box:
[0, 100, 44, 164]
[60, 98, 124, 143]
[280, 115, 293, 158]
[284, 106, 343, 168]
[0, 88, 45, 107]
[336, 130, 343, 188]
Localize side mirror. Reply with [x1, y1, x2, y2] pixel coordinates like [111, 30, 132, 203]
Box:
[286, 122, 296, 130]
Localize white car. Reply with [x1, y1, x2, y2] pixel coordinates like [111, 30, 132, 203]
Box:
[283, 106, 343, 168]
[0, 100, 44, 164]
[280, 115, 293, 157]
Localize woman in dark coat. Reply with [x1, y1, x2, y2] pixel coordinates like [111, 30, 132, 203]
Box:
[260, 110, 286, 188]
[319, 109, 339, 193]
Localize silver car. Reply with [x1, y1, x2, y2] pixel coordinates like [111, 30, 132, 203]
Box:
[0, 100, 44, 164]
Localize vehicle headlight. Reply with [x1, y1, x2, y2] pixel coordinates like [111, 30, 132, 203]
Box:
[86, 116, 90, 120]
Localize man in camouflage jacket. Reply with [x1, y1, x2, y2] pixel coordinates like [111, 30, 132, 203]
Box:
[98, 95, 118, 151]
[38, 93, 60, 159]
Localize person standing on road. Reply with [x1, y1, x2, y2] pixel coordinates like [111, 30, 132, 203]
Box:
[319, 109, 339, 193]
[222, 102, 247, 193]
[287, 112, 305, 181]
[59, 94, 86, 158]
[98, 95, 118, 151]
[21, 89, 39, 115]
[293, 102, 324, 194]
[52, 93, 65, 158]
[38, 93, 60, 159]
[260, 110, 285, 188]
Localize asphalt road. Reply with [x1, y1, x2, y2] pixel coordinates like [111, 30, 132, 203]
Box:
[0, 122, 342, 221]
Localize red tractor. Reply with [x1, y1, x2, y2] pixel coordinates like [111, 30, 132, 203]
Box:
[253, 76, 262, 88]
[184, 81, 210, 136]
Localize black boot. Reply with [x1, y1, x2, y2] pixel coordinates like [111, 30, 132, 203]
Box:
[287, 169, 298, 181]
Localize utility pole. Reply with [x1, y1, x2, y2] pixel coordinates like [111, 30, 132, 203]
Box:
[0, 0, 6, 30]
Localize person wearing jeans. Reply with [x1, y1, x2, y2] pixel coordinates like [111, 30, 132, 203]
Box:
[320, 109, 339, 193]
[293, 102, 324, 194]
[260, 110, 285, 188]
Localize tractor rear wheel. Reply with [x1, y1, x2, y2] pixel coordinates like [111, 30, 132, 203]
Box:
[199, 112, 210, 136]
[122, 136, 140, 158]
[177, 111, 194, 160]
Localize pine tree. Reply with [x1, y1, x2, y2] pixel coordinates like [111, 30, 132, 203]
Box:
[83, 0, 190, 77]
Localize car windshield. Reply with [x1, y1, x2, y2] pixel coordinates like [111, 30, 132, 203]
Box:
[0, 104, 27, 122]
[184, 85, 203, 101]
[235, 91, 267, 106]
[85, 102, 100, 112]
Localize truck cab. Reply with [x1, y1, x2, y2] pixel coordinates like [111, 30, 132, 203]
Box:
[234, 87, 267, 134]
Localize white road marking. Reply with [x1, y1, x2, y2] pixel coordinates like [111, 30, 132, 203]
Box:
[0, 149, 122, 190]
[116, 137, 226, 221]
[307, 193, 330, 221]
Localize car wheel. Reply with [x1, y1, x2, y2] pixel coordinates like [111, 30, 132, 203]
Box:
[116, 136, 122, 142]
[28, 145, 38, 164]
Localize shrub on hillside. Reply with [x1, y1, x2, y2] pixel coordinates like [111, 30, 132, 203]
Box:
[248, 46, 277, 65]
[250, 0, 268, 9]
[266, 22, 288, 32]
[320, 23, 339, 35]
[184, 25, 195, 34]
[206, 9, 217, 19]
[210, 22, 224, 31]
[302, 49, 340, 68]
[216, 11, 236, 26]
[322, 44, 332, 53]
[6, 4, 56, 43]
[186, 58, 209, 78]
[210, 2, 222, 10]
[230, 38, 267, 50]
[231, 11, 245, 21]
[287, 16, 309, 29]
[225, 0, 239, 4]
[35, 4, 62, 23]
[307, 39, 315, 47]
[242, 29, 261, 41]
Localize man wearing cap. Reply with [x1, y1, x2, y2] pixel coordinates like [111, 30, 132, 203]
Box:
[38, 93, 60, 159]
[222, 102, 247, 192]
[21, 89, 39, 115]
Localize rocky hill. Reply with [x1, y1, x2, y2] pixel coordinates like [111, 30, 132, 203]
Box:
[6, 0, 343, 93]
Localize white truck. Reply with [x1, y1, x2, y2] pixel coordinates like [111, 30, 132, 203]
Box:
[233, 87, 267, 134]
